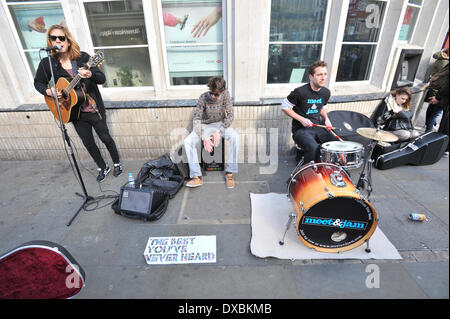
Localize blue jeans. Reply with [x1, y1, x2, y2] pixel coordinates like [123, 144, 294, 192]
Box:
[425, 104, 444, 132]
[184, 122, 239, 178]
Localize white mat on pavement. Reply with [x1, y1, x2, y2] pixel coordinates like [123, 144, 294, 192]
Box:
[250, 193, 402, 260]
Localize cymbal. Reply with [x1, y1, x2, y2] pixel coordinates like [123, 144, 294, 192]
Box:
[356, 128, 399, 142]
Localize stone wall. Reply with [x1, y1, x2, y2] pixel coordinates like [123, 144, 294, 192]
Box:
[0, 99, 385, 162]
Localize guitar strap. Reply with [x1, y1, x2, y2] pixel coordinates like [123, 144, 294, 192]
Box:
[73, 60, 103, 120]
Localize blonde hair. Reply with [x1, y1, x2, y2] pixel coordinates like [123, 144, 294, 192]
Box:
[46, 25, 81, 60]
[391, 87, 413, 110]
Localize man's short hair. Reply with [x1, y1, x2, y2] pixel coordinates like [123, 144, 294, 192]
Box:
[309, 61, 328, 76]
[207, 76, 226, 92]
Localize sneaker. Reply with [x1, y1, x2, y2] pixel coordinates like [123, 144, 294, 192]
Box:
[113, 163, 123, 177]
[225, 173, 235, 189]
[96, 166, 110, 182]
[186, 176, 203, 188]
[443, 151, 449, 158]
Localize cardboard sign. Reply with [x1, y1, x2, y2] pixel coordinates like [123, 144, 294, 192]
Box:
[144, 236, 216, 265]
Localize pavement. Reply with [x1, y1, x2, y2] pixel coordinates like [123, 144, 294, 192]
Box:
[0, 107, 448, 303]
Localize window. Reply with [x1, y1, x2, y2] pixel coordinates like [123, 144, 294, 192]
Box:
[398, 0, 422, 42]
[336, 0, 387, 82]
[6, 0, 65, 77]
[83, 0, 153, 87]
[267, 0, 328, 84]
[161, 0, 224, 86]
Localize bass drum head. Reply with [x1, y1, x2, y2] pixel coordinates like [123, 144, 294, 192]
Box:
[297, 197, 377, 252]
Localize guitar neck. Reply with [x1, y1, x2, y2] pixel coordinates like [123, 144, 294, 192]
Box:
[66, 66, 91, 93]
[66, 74, 82, 93]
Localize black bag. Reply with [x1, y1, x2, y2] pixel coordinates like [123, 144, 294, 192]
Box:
[111, 154, 184, 221]
[328, 110, 375, 147]
[135, 154, 184, 198]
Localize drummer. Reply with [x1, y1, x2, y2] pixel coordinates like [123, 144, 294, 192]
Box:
[281, 61, 338, 163]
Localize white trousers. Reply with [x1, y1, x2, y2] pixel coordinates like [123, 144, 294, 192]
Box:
[183, 122, 239, 178]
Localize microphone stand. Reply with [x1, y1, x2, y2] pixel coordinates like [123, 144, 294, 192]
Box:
[44, 50, 94, 227]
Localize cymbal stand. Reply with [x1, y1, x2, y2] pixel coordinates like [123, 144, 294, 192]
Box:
[356, 141, 376, 200]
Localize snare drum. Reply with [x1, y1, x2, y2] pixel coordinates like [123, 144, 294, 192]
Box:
[320, 141, 364, 169]
[287, 162, 378, 253]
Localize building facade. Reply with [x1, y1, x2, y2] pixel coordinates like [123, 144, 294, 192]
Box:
[0, 0, 448, 162]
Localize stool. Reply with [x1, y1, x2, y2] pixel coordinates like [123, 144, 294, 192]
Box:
[201, 137, 225, 171]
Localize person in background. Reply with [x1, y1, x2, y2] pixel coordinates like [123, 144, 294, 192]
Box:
[425, 48, 449, 132]
[377, 87, 419, 142]
[34, 24, 122, 182]
[183, 76, 239, 189]
[429, 75, 449, 158]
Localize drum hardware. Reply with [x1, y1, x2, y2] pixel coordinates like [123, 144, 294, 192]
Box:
[324, 187, 334, 199]
[330, 171, 346, 187]
[285, 158, 305, 188]
[279, 213, 296, 245]
[356, 128, 399, 143]
[299, 202, 306, 214]
[356, 141, 377, 200]
[353, 127, 399, 200]
[365, 239, 371, 253]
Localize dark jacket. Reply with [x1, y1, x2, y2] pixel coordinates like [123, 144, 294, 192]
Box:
[376, 99, 414, 131]
[34, 51, 106, 120]
[437, 77, 449, 139]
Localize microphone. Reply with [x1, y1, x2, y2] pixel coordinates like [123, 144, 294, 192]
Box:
[40, 44, 62, 51]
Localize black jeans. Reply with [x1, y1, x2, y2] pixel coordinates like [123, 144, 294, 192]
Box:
[73, 112, 120, 170]
[293, 127, 338, 163]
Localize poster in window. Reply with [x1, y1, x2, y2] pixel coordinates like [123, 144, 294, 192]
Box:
[8, 4, 65, 51]
[162, 0, 223, 77]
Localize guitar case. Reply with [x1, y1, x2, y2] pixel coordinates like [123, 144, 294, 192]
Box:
[374, 132, 449, 170]
[0, 241, 85, 299]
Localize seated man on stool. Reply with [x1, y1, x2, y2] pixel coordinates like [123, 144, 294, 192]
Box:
[281, 60, 337, 163]
[184, 76, 239, 188]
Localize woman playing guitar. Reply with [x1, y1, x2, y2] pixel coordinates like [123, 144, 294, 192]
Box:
[34, 24, 122, 182]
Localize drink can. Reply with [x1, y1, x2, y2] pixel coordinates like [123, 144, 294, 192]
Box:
[409, 213, 427, 221]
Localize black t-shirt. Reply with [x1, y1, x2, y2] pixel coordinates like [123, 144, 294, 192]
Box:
[286, 83, 331, 132]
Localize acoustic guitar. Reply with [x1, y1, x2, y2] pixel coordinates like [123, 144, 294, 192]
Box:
[44, 51, 104, 123]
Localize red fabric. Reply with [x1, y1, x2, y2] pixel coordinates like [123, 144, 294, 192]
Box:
[0, 247, 83, 299]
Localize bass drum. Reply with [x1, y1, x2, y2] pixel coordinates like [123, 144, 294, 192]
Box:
[287, 162, 378, 253]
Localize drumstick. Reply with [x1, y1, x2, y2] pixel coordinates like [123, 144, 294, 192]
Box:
[312, 124, 338, 130]
[311, 123, 344, 141]
[328, 128, 345, 142]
